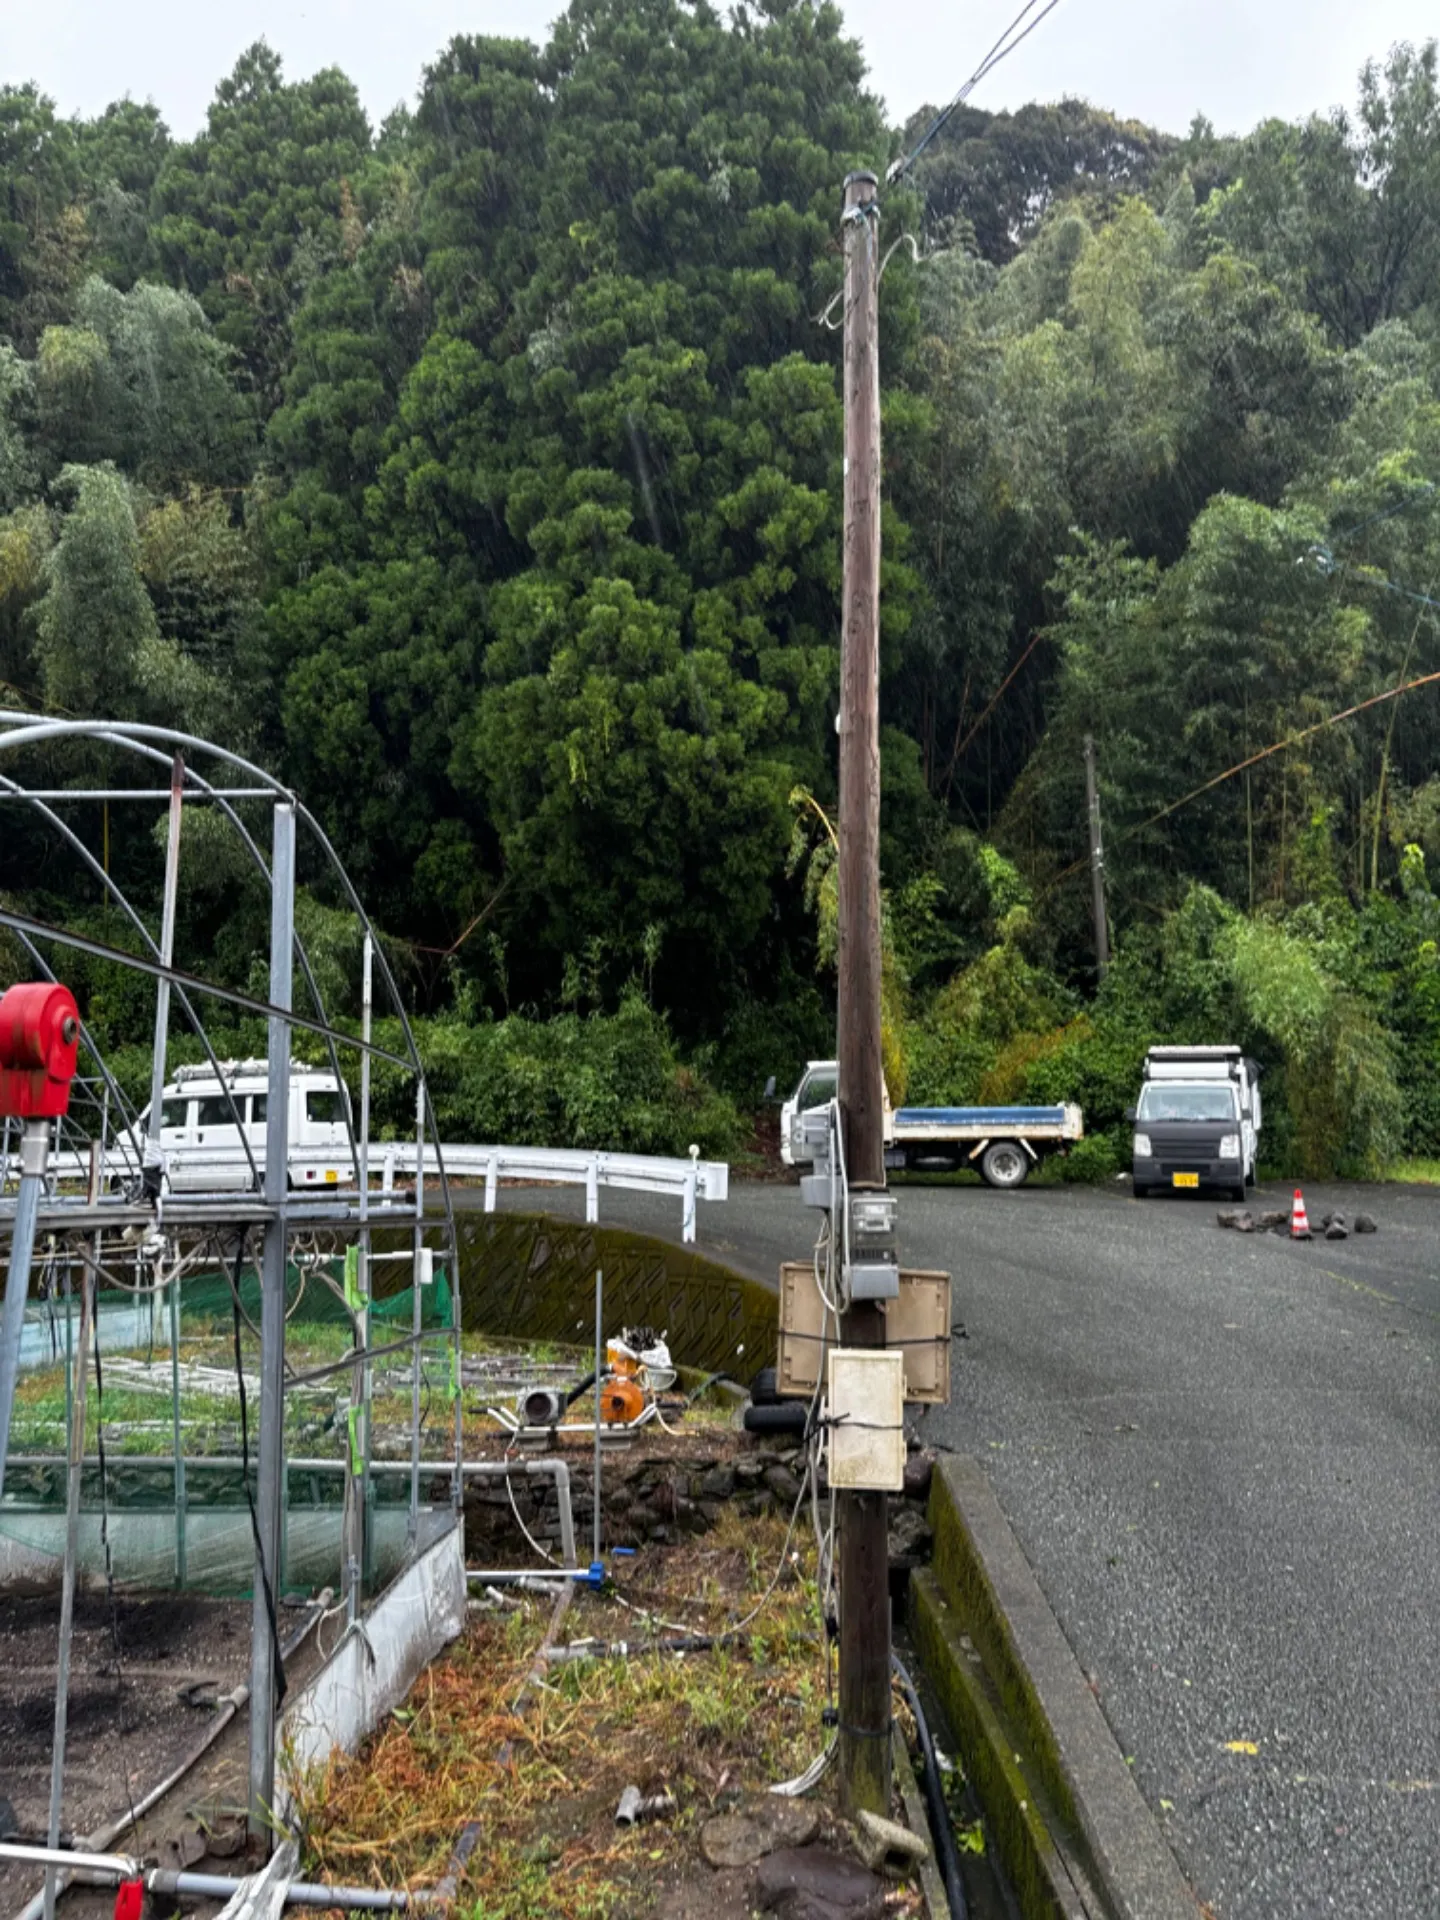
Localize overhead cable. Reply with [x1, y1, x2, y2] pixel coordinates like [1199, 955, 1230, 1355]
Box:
[885, 0, 1067, 187]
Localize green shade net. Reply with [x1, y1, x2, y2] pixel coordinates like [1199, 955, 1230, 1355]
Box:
[2, 1259, 455, 1595]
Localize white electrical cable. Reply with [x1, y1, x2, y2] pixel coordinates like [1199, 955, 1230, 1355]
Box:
[722, 1457, 815, 1636]
[829, 1098, 852, 1313]
[770, 1736, 837, 1797]
[504, 1461, 566, 1570]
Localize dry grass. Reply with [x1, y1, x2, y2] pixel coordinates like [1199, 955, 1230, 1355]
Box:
[293, 1508, 834, 1919]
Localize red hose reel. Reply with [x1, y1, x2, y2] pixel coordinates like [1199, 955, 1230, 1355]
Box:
[0, 983, 81, 1120]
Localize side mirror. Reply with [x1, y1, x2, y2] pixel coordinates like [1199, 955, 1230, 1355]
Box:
[1124, 1106, 1137, 1124]
[763, 1075, 777, 1102]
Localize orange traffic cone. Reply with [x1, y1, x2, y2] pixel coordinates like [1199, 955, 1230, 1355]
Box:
[1290, 1188, 1312, 1239]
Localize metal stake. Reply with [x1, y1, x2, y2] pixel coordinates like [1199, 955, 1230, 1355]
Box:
[592, 1267, 604, 1566]
[43, 1146, 100, 1920]
[408, 1083, 424, 1556]
[0, 1119, 48, 1499]
[146, 752, 187, 1584]
[249, 801, 294, 1844]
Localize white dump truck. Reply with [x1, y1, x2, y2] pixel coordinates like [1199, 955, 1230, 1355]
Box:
[779, 1059, 1084, 1188]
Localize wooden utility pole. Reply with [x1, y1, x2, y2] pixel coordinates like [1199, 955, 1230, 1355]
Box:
[1083, 733, 1110, 979]
[836, 167, 891, 1818]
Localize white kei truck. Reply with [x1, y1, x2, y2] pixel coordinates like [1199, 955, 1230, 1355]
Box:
[1128, 1045, 1262, 1201]
[110, 1059, 356, 1192]
[779, 1059, 1084, 1188]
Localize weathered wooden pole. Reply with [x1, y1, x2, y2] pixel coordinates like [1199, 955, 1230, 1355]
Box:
[836, 167, 891, 1818]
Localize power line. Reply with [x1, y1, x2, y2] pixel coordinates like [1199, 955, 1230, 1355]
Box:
[1045, 662, 1440, 898]
[885, 0, 1068, 187]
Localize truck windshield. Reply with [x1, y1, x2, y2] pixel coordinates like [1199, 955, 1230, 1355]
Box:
[797, 1069, 837, 1109]
[1138, 1084, 1236, 1122]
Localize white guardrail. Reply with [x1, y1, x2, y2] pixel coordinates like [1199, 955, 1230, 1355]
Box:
[13, 1141, 730, 1244]
[391, 1144, 727, 1242]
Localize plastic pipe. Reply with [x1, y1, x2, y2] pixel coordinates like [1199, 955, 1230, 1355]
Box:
[465, 1564, 604, 1587]
[150, 1873, 440, 1909]
[0, 1846, 140, 1878]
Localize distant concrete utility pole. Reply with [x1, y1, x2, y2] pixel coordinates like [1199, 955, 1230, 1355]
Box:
[1083, 733, 1110, 979]
[836, 167, 891, 1818]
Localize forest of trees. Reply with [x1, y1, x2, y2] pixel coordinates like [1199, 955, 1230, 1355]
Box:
[4, 0, 1440, 1178]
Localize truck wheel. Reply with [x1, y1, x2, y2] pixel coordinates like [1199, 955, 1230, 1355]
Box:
[1133, 1183, 1151, 1200]
[980, 1141, 1030, 1189]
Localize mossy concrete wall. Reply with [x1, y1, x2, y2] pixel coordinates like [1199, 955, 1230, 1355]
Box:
[452, 1211, 778, 1376]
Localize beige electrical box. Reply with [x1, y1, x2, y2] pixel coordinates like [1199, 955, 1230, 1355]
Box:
[827, 1349, 906, 1491]
[777, 1263, 951, 1405]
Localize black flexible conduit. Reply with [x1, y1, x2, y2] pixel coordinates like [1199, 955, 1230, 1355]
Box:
[892, 1651, 970, 1920]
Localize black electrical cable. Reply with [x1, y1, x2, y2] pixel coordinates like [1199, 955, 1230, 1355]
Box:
[892, 1651, 970, 1920]
[887, 0, 1066, 186]
[230, 1239, 287, 1706]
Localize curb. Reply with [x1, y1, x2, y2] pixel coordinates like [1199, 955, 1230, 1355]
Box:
[910, 1455, 1201, 1920]
[892, 1725, 950, 1920]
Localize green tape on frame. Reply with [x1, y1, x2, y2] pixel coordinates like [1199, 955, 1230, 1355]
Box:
[343, 1244, 368, 1313]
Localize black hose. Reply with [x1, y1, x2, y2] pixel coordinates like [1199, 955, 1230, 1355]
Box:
[564, 1370, 598, 1407]
[892, 1651, 969, 1920]
[742, 1402, 809, 1434]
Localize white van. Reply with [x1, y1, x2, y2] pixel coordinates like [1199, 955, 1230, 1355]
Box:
[124, 1060, 356, 1192]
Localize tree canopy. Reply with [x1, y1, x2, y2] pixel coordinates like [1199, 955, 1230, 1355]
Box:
[4, 5, 1440, 1174]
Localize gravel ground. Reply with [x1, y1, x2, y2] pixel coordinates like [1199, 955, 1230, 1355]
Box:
[476, 1173, 1440, 1920]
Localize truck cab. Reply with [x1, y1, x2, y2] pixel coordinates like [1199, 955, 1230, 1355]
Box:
[1130, 1046, 1261, 1201]
[779, 1061, 837, 1167]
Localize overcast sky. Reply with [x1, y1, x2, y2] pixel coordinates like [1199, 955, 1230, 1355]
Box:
[6, 0, 1438, 142]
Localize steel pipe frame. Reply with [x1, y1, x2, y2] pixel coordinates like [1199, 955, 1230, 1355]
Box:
[0, 718, 461, 1875]
[0, 713, 460, 1251]
[0, 1122, 49, 1501]
[2, 721, 465, 1579]
[249, 799, 295, 1841]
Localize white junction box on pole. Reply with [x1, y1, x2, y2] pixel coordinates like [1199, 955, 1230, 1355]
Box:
[827, 1349, 905, 1492]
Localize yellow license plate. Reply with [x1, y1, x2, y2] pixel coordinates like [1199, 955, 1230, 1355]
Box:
[1172, 1172, 1199, 1189]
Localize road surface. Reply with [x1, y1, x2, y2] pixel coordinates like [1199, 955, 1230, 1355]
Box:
[481, 1172, 1440, 1919]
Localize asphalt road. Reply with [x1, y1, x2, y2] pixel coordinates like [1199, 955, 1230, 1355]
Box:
[482, 1172, 1440, 1919]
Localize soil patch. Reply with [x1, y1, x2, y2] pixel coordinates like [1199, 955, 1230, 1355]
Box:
[297, 1508, 927, 1920]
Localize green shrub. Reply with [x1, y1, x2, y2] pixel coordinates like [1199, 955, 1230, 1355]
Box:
[701, 974, 834, 1106]
[371, 993, 741, 1159]
[1020, 1020, 1149, 1135]
[1057, 1133, 1122, 1183]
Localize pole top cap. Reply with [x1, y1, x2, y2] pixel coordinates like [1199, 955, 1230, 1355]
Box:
[844, 170, 879, 189]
